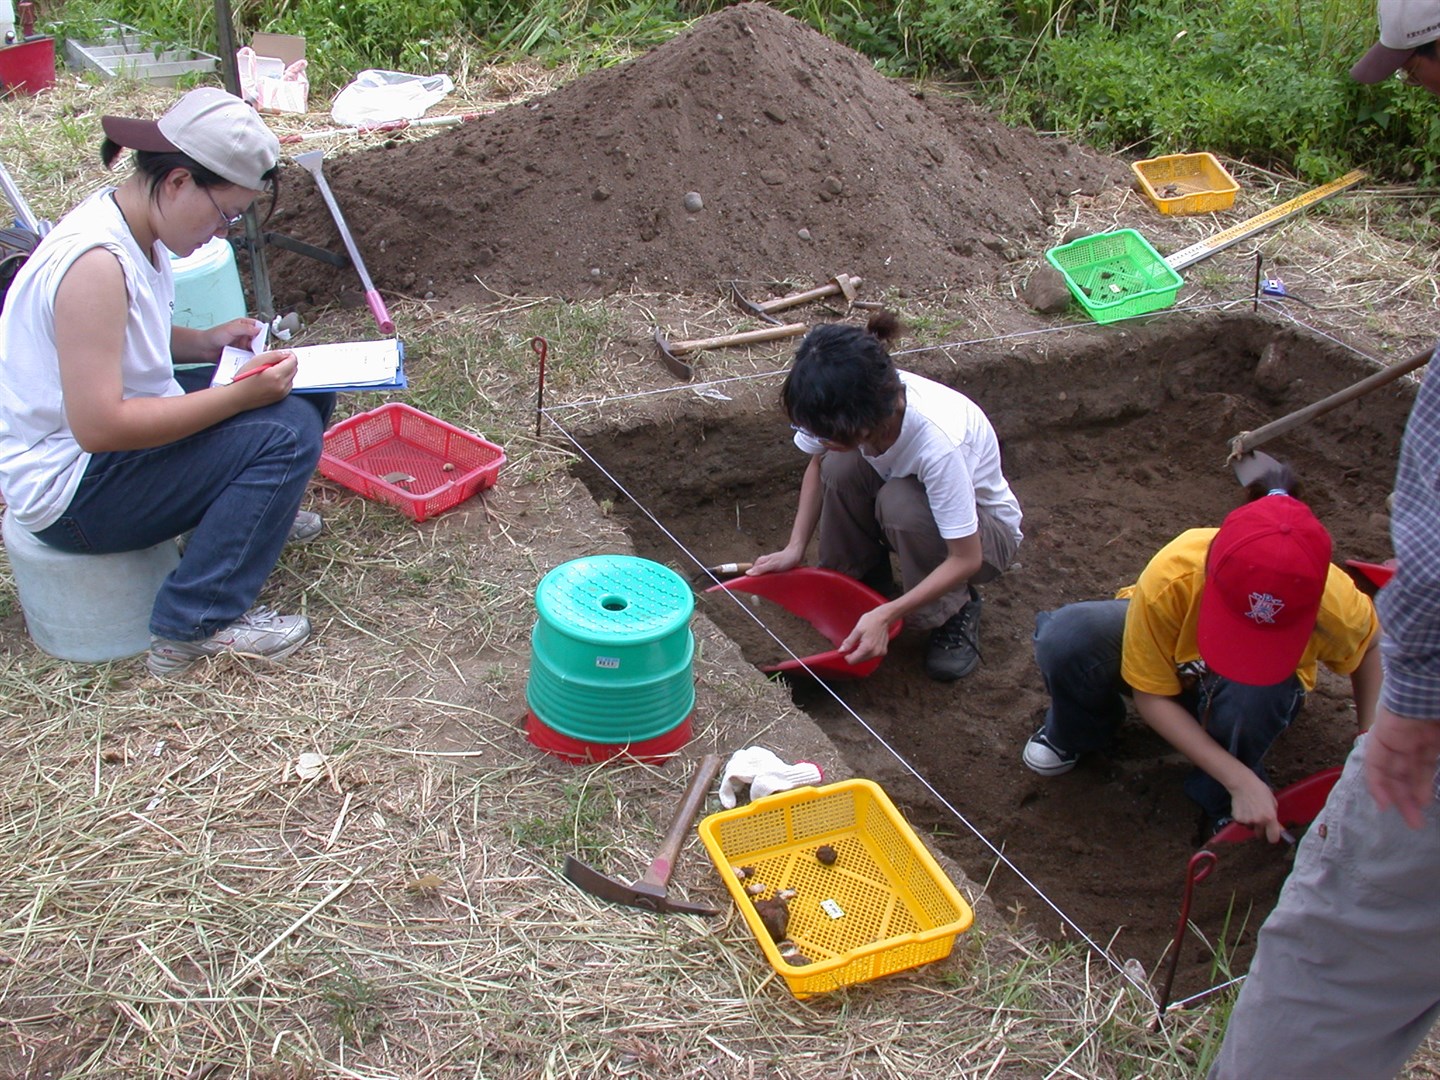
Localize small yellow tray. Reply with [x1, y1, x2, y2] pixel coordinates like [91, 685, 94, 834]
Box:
[698, 778, 972, 998]
[1132, 152, 1239, 215]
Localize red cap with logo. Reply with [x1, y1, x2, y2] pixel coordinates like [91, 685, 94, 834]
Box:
[1196, 495, 1333, 686]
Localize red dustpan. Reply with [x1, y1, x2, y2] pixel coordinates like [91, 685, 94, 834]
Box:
[1154, 765, 1344, 1020]
[706, 566, 901, 679]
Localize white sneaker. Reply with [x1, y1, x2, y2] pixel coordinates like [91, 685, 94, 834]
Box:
[147, 606, 311, 677]
[288, 509, 323, 543]
[1022, 728, 1079, 776]
[177, 509, 323, 551]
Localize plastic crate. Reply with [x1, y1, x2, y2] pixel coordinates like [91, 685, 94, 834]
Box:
[1045, 229, 1183, 325]
[698, 779, 973, 998]
[1132, 152, 1238, 215]
[319, 402, 505, 522]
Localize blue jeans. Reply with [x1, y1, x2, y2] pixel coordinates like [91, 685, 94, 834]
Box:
[35, 379, 334, 642]
[1032, 599, 1305, 820]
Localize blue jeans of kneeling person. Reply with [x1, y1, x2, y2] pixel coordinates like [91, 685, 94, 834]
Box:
[33, 378, 335, 644]
[1032, 599, 1305, 821]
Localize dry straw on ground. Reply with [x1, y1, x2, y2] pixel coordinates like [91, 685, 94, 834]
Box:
[0, 48, 1438, 1080]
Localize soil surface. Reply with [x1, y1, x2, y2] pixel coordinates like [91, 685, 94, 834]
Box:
[251, 2, 1413, 1004]
[572, 313, 1412, 1001]
[264, 2, 1127, 310]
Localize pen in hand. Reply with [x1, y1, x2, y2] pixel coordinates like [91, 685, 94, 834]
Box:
[230, 360, 283, 384]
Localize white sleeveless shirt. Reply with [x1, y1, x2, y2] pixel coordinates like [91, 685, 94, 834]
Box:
[0, 189, 182, 530]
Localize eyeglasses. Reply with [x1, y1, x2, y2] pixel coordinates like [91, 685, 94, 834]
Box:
[790, 423, 858, 449]
[202, 186, 246, 230]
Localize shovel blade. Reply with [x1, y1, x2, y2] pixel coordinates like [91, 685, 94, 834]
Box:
[1231, 448, 1283, 487]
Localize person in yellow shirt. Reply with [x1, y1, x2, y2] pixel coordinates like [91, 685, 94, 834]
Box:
[1022, 469, 1382, 841]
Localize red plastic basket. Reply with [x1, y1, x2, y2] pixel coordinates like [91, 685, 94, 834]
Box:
[319, 402, 506, 522]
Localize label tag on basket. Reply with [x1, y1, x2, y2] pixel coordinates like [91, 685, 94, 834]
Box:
[821, 898, 845, 920]
[595, 656, 620, 669]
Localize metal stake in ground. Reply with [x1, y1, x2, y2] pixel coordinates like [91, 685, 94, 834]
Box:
[532, 336, 547, 438]
[294, 149, 396, 336]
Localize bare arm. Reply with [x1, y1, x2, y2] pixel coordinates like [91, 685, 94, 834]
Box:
[1349, 642, 1383, 734]
[56, 249, 297, 453]
[749, 453, 824, 575]
[1133, 689, 1284, 842]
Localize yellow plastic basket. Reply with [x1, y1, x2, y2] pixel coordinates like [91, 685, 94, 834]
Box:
[698, 779, 973, 998]
[1132, 152, 1239, 215]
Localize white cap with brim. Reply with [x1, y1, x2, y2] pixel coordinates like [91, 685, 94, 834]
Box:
[101, 87, 280, 191]
[1352, 0, 1440, 83]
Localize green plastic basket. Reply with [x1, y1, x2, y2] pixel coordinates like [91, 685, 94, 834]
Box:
[1045, 229, 1183, 324]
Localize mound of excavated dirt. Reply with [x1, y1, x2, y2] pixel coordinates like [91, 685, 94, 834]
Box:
[266, 3, 1126, 311]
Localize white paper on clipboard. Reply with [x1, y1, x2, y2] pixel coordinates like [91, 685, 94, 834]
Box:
[212, 338, 404, 391]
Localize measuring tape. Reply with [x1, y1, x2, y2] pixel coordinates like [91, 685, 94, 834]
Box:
[1164, 168, 1367, 271]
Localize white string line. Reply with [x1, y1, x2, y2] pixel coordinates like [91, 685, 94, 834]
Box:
[1166, 973, 1244, 1013]
[543, 407, 1156, 1005]
[540, 295, 1300, 420]
[536, 294, 1373, 1017]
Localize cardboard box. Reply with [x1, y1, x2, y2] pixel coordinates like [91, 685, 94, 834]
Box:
[240, 32, 307, 114]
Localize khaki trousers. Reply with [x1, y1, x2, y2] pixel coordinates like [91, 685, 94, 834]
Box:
[818, 450, 1018, 631]
[1208, 734, 1440, 1080]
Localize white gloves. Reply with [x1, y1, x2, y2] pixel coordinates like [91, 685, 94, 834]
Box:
[718, 746, 824, 808]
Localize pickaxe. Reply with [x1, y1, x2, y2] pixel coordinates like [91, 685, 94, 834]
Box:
[654, 322, 808, 381]
[731, 273, 862, 325]
[562, 753, 724, 916]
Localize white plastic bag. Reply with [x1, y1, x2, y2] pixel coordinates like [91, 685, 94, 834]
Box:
[330, 69, 455, 127]
[237, 46, 309, 114]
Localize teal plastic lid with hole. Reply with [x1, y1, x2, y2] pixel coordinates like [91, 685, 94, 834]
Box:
[526, 555, 696, 744]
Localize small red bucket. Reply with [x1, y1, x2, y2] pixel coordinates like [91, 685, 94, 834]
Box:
[0, 37, 55, 95]
[523, 709, 694, 765]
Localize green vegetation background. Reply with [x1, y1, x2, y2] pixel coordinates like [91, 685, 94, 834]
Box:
[53, 0, 1440, 189]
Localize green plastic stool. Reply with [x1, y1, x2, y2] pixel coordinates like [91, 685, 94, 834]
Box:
[525, 555, 695, 759]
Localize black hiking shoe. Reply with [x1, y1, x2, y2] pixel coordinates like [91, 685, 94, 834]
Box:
[925, 586, 982, 681]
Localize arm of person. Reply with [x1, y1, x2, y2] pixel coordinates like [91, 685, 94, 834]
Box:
[1133, 689, 1284, 842]
[839, 532, 982, 663]
[1349, 641, 1383, 734]
[749, 453, 824, 575]
[56, 250, 297, 453]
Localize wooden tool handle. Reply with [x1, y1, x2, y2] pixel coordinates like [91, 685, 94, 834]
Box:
[637, 753, 724, 889]
[1231, 346, 1433, 456]
[669, 322, 808, 355]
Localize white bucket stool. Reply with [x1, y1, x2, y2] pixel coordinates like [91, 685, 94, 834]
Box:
[2, 509, 179, 662]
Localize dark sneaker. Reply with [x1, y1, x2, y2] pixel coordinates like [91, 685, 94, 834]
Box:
[1023, 727, 1079, 776]
[925, 586, 982, 681]
[147, 606, 311, 677]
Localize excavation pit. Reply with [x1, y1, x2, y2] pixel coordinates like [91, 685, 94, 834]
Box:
[571, 311, 1414, 1000]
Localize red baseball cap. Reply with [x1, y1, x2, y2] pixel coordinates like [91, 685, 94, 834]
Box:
[1197, 495, 1333, 686]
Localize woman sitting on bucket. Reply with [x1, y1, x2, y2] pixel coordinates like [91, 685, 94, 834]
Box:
[1023, 460, 1381, 841]
[748, 312, 1023, 681]
[0, 88, 334, 677]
